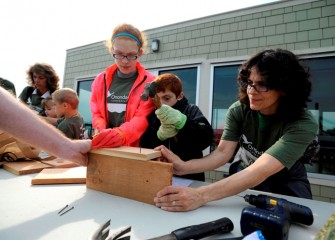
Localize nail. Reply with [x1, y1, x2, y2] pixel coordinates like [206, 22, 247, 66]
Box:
[58, 204, 69, 214]
[60, 206, 74, 216]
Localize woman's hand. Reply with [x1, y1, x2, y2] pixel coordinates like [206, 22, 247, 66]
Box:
[154, 145, 187, 175]
[154, 186, 205, 212]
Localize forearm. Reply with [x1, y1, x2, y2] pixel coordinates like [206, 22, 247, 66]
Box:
[197, 153, 285, 204]
[184, 140, 236, 174]
[41, 116, 59, 126]
[184, 150, 228, 174]
[198, 170, 258, 204]
[0, 89, 72, 154]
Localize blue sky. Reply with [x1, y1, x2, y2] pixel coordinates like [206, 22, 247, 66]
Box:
[0, 0, 277, 95]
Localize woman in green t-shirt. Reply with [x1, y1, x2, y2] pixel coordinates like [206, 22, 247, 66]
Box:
[154, 49, 318, 212]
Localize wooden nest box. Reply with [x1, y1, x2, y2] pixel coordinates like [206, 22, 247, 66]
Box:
[86, 146, 173, 205]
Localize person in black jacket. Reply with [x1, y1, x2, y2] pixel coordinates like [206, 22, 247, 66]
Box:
[140, 73, 214, 181]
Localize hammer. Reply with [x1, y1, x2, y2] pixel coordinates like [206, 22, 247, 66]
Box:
[140, 82, 161, 108]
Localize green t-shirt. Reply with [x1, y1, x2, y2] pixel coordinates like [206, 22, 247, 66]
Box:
[57, 114, 85, 140]
[222, 101, 318, 169]
[222, 101, 318, 198]
[107, 73, 136, 128]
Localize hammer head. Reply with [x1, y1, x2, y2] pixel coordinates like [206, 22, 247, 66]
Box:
[140, 82, 159, 101]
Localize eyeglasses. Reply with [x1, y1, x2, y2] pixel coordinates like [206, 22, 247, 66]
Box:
[241, 80, 270, 92]
[112, 53, 138, 61]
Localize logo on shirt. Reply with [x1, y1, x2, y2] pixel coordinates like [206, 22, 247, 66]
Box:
[233, 134, 263, 168]
[107, 91, 128, 103]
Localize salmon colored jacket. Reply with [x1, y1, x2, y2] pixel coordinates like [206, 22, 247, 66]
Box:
[90, 62, 156, 147]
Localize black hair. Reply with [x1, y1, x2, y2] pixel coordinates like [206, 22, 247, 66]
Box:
[237, 48, 311, 121]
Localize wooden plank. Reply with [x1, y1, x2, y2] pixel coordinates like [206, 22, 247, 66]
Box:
[87, 147, 172, 205]
[42, 158, 79, 168]
[89, 146, 161, 160]
[3, 161, 51, 175]
[3, 159, 79, 175]
[31, 167, 86, 185]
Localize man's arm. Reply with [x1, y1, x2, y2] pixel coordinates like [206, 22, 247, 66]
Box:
[42, 116, 59, 126]
[0, 88, 91, 165]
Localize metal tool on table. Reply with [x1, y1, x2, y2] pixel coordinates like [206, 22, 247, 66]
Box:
[239, 194, 314, 240]
[147, 217, 234, 240]
[90, 219, 131, 240]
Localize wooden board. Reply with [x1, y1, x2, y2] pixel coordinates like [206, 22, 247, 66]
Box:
[31, 167, 86, 185]
[3, 161, 51, 175]
[42, 158, 79, 168]
[2, 159, 79, 175]
[89, 146, 161, 160]
[87, 147, 172, 205]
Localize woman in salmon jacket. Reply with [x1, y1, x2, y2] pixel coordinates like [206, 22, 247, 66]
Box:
[90, 23, 156, 149]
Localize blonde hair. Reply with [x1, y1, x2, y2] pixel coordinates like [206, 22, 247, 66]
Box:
[105, 23, 147, 54]
[52, 88, 79, 109]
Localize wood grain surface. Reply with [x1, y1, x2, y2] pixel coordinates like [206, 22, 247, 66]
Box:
[87, 147, 172, 205]
[89, 146, 161, 160]
[31, 167, 86, 185]
[2, 158, 79, 175]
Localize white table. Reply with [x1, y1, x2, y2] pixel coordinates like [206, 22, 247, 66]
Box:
[0, 169, 334, 239]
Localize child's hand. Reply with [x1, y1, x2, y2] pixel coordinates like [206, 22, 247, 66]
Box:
[157, 124, 179, 141]
[155, 104, 186, 129]
[92, 128, 124, 149]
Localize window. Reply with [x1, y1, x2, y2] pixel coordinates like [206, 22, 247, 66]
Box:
[211, 65, 240, 148]
[303, 57, 335, 175]
[159, 67, 198, 104]
[76, 79, 94, 124]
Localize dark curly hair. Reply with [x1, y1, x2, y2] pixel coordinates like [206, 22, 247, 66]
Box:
[26, 63, 60, 93]
[237, 49, 311, 121]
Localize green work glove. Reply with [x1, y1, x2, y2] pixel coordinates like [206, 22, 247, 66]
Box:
[157, 124, 179, 141]
[155, 104, 187, 129]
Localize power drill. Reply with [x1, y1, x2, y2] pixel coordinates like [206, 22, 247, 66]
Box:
[240, 194, 314, 240]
